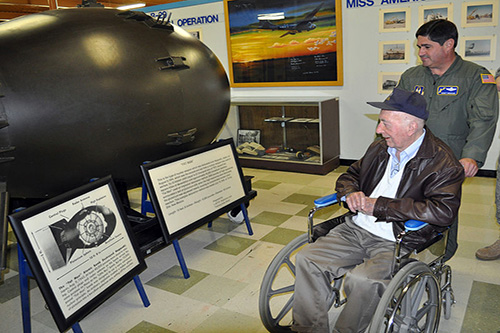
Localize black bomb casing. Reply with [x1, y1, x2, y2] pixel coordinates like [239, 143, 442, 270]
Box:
[0, 8, 230, 199]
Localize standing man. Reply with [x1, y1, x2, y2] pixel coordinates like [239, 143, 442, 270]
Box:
[396, 19, 499, 260]
[475, 68, 500, 260]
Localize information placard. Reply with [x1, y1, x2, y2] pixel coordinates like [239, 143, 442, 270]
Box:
[8, 176, 146, 332]
[141, 139, 248, 241]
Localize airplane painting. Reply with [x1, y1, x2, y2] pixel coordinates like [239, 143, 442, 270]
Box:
[224, 0, 342, 86]
[257, 2, 324, 38]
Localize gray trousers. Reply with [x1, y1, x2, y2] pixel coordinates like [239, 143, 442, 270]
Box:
[292, 217, 396, 333]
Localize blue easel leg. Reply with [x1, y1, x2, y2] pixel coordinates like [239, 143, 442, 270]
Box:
[133, 275, 151, 307]
[18, 244, 31, 333]
[172, 239, 190, 279]
[72, 322, 83, 333]
[241, 203, 253, 236]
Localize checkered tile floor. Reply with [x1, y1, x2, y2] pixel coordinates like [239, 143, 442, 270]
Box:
[1, 166, 499, 332]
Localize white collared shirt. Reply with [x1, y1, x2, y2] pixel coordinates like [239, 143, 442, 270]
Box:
[352, 129, 426, 240]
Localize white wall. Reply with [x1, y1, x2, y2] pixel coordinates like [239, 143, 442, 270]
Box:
[143, 0, 500, 171]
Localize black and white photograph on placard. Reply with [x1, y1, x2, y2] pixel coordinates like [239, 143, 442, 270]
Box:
[8, 176, 146, 332]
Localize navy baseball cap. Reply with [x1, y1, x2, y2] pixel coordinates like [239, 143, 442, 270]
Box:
[367, 88, 428, 120]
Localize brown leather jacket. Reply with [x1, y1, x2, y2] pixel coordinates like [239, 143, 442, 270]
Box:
[335, 128, 465, 250]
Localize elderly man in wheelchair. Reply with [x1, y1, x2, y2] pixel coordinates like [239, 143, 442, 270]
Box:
[259, 89, 465, 333]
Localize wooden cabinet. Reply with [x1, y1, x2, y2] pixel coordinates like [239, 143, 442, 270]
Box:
[232, 97, 340, 175]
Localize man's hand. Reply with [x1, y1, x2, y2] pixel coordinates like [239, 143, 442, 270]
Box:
[345, 192, 376, 215]
[459, 158, 478, 177]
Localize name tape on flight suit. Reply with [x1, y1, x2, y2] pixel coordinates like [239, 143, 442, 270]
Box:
[437, 86, 459, 95]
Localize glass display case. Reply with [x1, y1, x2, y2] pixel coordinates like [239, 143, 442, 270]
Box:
[232, 96, 340, 174]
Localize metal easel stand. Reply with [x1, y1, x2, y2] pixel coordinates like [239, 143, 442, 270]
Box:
[17, 244, 150, 333]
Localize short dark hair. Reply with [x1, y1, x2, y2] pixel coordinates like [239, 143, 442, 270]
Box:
[416, 19, 458, 48]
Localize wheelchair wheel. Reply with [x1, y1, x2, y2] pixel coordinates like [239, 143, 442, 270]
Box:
[368, 261, 441, 333]
[443, 289, 452, 320]
[259, 233, 309, 332]
[441, 264, 453, 320]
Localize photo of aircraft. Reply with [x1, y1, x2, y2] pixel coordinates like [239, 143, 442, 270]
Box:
[466, 5, 493, 23]
[465, 40, 491, 57]
[257, 2, 323, 38]
[423, 9, 447, 22]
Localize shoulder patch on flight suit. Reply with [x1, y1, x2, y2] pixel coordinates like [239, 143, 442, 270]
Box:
[481, 74, 496, 84]
[437, 86, 458, 95]
[413, 85, 424, 95]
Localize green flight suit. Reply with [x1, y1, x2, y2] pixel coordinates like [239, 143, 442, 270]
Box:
[397, 54, 499, 260]
[397, 54, 498, 167]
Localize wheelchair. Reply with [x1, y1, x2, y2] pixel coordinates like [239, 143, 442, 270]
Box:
[259, 193, 454, 332]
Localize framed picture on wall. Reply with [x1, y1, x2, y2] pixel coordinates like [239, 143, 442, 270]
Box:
[419, 3, 454, 26]
[461, 1, 498, 27]
[378, 40, 410, 64]
[8, 176, 146, 332]
[459, 35, 496, 61]
[378, 72, 402, 94]
[379, 8, 411, 32]
[224, 0, 343, 87]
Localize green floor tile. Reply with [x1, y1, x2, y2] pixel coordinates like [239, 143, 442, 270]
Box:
[204, 235, 256, 255]
[261, 227, 305, 245]
[200, 217, 240, 234]
[295, 204, 347, 220]
[296, 186, 335, 198]
[8, 230, 17, 243]
[284, 193, 349, 221]
[251, 211, 292, 227]
[252, 180, 280, 190]
[127, 321, 175, 333]
[282, 193, 318, 205]
[461, 280, 500, 333]
[146, 265, 209, 295]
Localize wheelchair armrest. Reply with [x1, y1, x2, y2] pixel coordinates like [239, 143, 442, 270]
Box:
[392, 219, 428, 276]
[314, 193, 339, 208]
[404, 219, 428, 231]
[308, 193, 346, 243]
